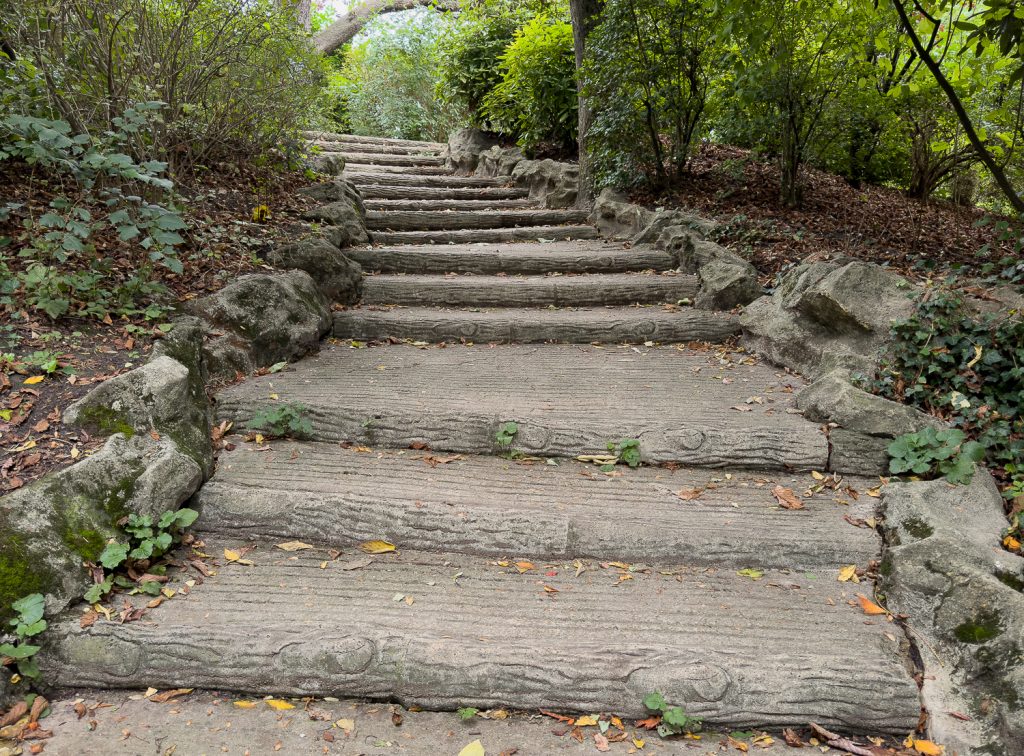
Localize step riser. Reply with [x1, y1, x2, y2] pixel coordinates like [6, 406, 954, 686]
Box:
[346, 164, 452, 176]
[371, 226, 600, 245]
[314, 142, 442, 156]
[344, 246, 676, 274]
[304, 131, 444, 149]
[361, 277, 698, 308]
[347, 173, 506, 188]
[364, 199, 536, 211]
[357, 186, 529, 201]
[333, 309, 738, 344]
[366, 210, 588, 232]
[338, 154, 445, 167]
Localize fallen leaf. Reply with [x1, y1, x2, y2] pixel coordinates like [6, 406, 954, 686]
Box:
[676, 488, 703, 501]
[575, 715, 599, 727]
[811, 470, 825, 480]
[542, 584, 559, 593]
[728, 736, 750, 752]
[594, 733, 610, 752]
[857, 593, 888, 615]
[838, 565, 860, 583]
[539, 710, 574, 724]
[907, 738, 944, 755]
[23, 376, 44, 385]
[233, 701, 257, 709]
[223, 548, 253, 565]
[1003, 535, 1021, 551]
[458, 740, 485, 756]
[635, 715, 660, 729]
[737, 568, 764, 580]
[265, 699, 295, 710]
[782, 728, 803, 747]
[275, 541, 314, 552]
[771, 485, 804, 510]
[632, 736, 646, 748]
[149, 688, 192, 703]
[32, 420, 49, 433]
[514, 561, 534, 573]
[338, 557, 374, 570]
[360, 540, 396, 554]
[80, 611, 98, 629]
[335, 717, 355, 733]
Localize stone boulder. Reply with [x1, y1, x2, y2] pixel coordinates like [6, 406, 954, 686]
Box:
[740, 258, 918, 380]
[593, 189, 654, 238]
[444, 128, 501, 174]
[475, 145, 524, 178]
[264, 239, 363, 305]
[300, 177, 366, 218]
[882, 474, 1024, 755]
[307, 152, 345, 176]
[511, 159, 579, 209]
[657, 229, 760, 310]
[303, 199, 369, 249]
[189, 270, 332, 380]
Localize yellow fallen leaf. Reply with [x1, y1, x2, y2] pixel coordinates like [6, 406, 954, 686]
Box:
[233, 701, 257, 709]
[866, 486, 882, 498]
[23, 375, 44, 385]
[514, 561, 534, 573]
[811, 470, 825, 480]
[610, 716, 623, 729]
[1004, 535, 1021, 551]
[275, 541, 314, 552]
[458, 740, 485, 756]
[606, 561, 630, 570]
[223, 548, 253, 565]
[632, 736, 645, 748]
[334, 718, 354, 733]
[838, 565, 859, 583]
[908, 738, 944, 755]
[360, 540, 396, 554]
[265, 699, 294, 710]
[967, 344, 983, 368]
[254, 433, 265, 445]
[575, 715, 599, 727]
[857, 593, 888, 615]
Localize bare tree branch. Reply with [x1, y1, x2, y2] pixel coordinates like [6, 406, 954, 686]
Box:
[314, 0, 458, 55]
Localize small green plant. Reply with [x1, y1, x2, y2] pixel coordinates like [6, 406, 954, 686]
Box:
[457, 707, 479, 721]
[1, 593, 47, 680]
[887, 427, 986, 485]
[643, 691, 701, 738]
[85, 508, 199, 604]
[607, 438, 642, 468]
[495, 421, 519, 448]
[246, 402, 313, 440]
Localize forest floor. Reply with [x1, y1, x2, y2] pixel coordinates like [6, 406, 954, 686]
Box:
[0, 160, 319, 494]
[635, 143, 1020, 286]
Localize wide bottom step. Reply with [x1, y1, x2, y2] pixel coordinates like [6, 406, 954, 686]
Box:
[333, 305, 739, 343]
[43, 544, 920, 733]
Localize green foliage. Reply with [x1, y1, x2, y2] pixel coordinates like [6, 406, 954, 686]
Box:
[0, 593, 47, 680]
[643, 690, 702, 738]
[887, 427, 986, 485]
[607, 438, 642, 468]
[246, 402, 314, 440]
[457, 707, 479, 721]
[481, 15, 578, 152]
[583, 0, 716, 188]
[870, 288, 1023, 488]
[85, 508, 199, 604]
[495, 421, 519, 448]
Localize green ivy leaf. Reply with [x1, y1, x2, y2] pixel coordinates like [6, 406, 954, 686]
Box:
[99, 542, 129, 569]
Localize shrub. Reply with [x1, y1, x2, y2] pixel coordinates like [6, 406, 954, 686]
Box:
[481, 14, 578, 153]
[582, 0, 716, 188]
[887, 427, 986, 485]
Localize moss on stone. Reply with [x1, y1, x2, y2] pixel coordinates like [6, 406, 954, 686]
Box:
[75, 404, 135, 438]
[995, 569, 1024, 593]
[901, 517, 934, 539]
[954, 609, 1004, 644]
[0, 546, 54, 622]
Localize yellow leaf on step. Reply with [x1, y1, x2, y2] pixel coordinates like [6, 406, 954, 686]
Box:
[23, 375, 44, 385]
[575, 715, 598, 726]
[857, 593, 888, 615]
[360, 540, 396, 554]
[632, 736, 645, 749]
[811, 470, 825, 480]
[908, 738, 944, 755]
[275, 541, 314, 552]
[514, 561, 534, 573]
[837, 565, 859, 583]
[334, 718, 354, 733]
[233, 701, 257, 709]
[1004, 535, 1021, 551]
[458, 740, 485, 756]
[265, 699, 295, 710]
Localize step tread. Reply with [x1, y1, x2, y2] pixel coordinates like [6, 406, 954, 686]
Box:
[360, 272, 699, 307]
[364, 198, 537, 210]
[348, 172, 506, 188]
[366, 209, 589, 231]
[305, 131, 445, 148]
[44, 543, 919, 732]
[357, 185, 530, 200]
[214, 344, 830, 469]
[198, 440, 879, 568]
[333, 305, 740, 344]
[371, 225, 600, 245]
[345, 164, 452, 175]
[346, 240, 675, 274]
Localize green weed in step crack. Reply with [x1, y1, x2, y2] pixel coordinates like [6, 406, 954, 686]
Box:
[495, 421, 519, 450]
[606, 438, 642, 469]
[643, 691, 702, 738]
[246, 402, 313, 440]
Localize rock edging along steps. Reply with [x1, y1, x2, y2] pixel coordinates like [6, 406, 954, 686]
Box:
[32, 133, 929, 743]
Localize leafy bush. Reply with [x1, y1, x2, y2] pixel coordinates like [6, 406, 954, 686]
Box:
[870, 288, 1023, 489]
[481, 15, 577, 153]
[247, 402, 314, 439]
[0, 593, 47, 680]
[2, 0, 326, 174]
[583, 0, 715, 188]
[887, 427, 986, 485]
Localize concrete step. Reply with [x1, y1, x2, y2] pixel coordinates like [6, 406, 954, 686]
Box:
[315, 141, 442, 156]
[347, 172, 508, 188]
[304, 131, 445, 149]
[345, 163, 451, 175]
[42, 544, 920, 734]
[364, 198, 537, 211]
[366, 209, 590, 232]
[333, 305, 739, 344]
[345, 240, 677, 274]
[361, 273, 698, 308]
[214, 344, 830, 470]
[371, 225, 600, 245]
[337, 153, 446, 167]
[357, 184, 529, 201]
[197, 441, 877, 569]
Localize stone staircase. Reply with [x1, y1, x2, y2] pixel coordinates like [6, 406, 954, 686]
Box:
[43, 135, 923, 742]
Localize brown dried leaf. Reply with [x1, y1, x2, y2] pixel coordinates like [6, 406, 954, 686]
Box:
[771, 485, 804, 510]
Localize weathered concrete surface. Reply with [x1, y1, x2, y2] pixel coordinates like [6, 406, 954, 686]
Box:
[334, 305, 739, 344]
[365, 197, 536, 211]
[344, 240, 677, 275]
[444, 127, 501, 173]
[198, 440, 878, 568]
[215, 344, 829, 470]
[346, 172, 510, 188]
[371, 224, 600, 245]
[511, 159, 579, 209]
[42, 543, 920, 733]
[881, 473, 1024, 756]
[336, 152, 445, 167]
[41, 691, 822, 756]
[306, 131, 444, 149]
[361, 272, 698, 308]
[366, 208, 589, 232]
[475, 144, 524, 178]
[357, 184, 529, 201]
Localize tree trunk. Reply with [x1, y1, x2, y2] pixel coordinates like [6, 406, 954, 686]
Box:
[569, 0, 604, 210]
[314, 0, 458, 55]
[780, 122, 802, 208]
